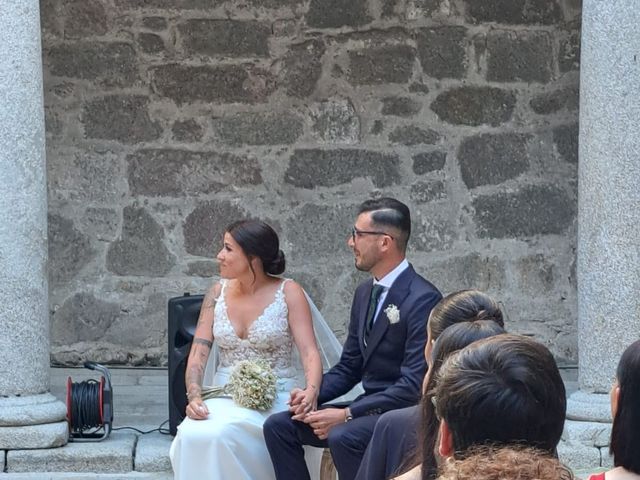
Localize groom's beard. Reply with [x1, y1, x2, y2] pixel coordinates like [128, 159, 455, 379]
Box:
[351, 237, 385, 273]
[353, 251, 378, 273]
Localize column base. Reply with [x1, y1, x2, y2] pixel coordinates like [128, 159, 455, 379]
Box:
[0, 392, 68, 449]
[557, 390, 613, 471]
[0, 421, 68, 449]
[566, 390, 612, 422]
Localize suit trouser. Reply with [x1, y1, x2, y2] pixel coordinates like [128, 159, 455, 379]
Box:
[263, 409, 379, 480]
[354, 405, 420, 480]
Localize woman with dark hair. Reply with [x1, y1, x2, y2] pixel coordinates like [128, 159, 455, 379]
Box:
[588, 340, 640, 480]
[425, 289, 504, 362]
[392, 320, 506, 480]
[416, 289, 507, 474]
[170, 219, 328, 480]
[356, 290, 504, 480]
[433, 335, 566, 463]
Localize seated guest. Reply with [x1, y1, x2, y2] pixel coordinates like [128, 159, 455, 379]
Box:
[436, 446, 574, 480]
[588, 340, 640, 480]
[392, 320, 506, 480]
[433, 335, 566, 462]
[356, 290, 505, 480]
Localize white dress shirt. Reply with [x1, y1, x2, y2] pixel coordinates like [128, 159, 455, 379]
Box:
[372, 259, 409, 324]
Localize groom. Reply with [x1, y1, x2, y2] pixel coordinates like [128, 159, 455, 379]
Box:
[264, 197, 442, 480]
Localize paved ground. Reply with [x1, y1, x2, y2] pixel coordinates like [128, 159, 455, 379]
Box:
[1, 366, 583, 478]
[2, 367, 173, 479]
[49, 366, 170, 429]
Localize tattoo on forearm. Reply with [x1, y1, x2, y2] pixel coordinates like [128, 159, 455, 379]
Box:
[184, 285, 218, 399]
[185, 362, 203, 399]
[185, 338, 212, 395]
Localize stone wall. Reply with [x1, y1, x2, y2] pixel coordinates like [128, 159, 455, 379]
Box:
[41, 0, 581, 366]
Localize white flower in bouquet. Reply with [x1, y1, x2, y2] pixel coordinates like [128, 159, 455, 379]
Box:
[201, 359, 277, 411]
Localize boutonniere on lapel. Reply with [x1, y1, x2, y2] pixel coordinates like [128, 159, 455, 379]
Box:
[385, 304, 400, 324]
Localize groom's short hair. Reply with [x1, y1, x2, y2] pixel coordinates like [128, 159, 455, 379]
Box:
[434, 334, 566, 456]
[358, 197, 411, 252]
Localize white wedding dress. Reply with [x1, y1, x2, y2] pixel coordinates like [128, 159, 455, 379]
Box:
[170, 279, 326, 480]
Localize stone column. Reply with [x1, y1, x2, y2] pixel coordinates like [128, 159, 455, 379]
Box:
[562, 0, 640, 469]
[0, 0, 68, 448]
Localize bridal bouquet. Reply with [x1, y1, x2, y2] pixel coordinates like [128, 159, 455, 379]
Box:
[201, 360, 277, 411]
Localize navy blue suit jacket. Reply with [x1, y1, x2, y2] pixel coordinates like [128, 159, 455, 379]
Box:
[317, 264, 441, 418]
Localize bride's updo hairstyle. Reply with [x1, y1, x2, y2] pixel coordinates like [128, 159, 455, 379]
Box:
[226, 219, 285, 276]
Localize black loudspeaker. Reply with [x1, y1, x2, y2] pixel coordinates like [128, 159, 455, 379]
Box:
[168, 293, 204, 436]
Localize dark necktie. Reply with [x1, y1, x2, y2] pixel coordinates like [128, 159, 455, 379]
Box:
[364, 284, 385, 343]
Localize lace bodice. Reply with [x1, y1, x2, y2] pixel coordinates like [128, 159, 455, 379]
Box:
[213, 279, 296, 378]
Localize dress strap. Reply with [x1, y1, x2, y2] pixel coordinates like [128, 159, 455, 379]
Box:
[216, 279, 228, 304]
[275, 279, 290, 306]
[277, 278, 290, 295]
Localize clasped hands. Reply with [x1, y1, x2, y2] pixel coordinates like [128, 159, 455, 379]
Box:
[288, 386, 344, 440]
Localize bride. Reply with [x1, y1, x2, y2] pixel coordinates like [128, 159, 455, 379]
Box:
[170, 219, 330, 480]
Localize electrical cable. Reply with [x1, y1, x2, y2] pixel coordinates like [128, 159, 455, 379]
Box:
[69, 379, 103, 432]
[112, 419, 171, 435]
[67, 362, 113, 441]
[67, 362, 170, 440]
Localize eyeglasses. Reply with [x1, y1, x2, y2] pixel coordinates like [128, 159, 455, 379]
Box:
[350, 226, 394, 241]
